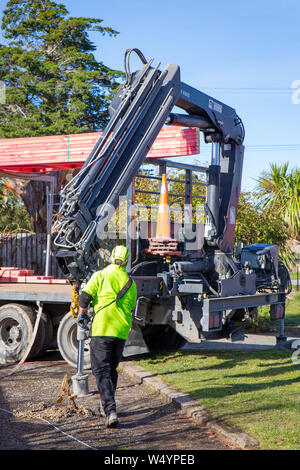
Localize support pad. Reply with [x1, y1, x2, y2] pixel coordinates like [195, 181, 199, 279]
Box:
[276, 335, 287, 344]
[71, 373, 90, 397]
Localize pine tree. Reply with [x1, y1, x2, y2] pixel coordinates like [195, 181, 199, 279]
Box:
[0, 0, 124, 233]
[0, 0, 123, 137]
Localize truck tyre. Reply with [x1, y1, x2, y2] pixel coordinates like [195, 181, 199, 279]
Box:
[142, 325, 186, 351]
[0, 303, 45, 364]
[57, 312, 91, 369]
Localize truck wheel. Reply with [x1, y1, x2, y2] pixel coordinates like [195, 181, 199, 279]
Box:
[0, 303, 46, 364]
[57, 312, 91, 369]
[142, 325, 186, 351]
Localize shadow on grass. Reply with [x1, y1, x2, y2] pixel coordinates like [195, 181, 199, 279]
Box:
[130, 348, 292, 370]
[188, 375, 299, 402]
[129, 348, 299, 402]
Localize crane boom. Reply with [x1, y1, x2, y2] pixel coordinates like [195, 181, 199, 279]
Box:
[54, 51, 180, 282]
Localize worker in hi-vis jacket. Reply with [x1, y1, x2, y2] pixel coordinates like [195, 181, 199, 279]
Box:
[78, 245, 137, 428]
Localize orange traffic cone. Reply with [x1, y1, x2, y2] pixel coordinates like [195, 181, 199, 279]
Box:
[155, 173, 171, 239]
[146, 173, 181, 256]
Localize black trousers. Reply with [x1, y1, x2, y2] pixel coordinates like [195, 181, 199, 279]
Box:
[90, 336, 125, 415]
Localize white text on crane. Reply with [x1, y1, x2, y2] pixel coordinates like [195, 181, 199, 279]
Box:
[208, 99, 222, 114]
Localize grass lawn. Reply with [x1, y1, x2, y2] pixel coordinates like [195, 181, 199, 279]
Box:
[255, 290, 300, 330]
[136, 348, 300, 450]
[289, 270, 300, 281]
[285, 290, 300, 326]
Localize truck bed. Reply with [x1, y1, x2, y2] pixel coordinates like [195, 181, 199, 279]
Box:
[0, 283, 72, 303]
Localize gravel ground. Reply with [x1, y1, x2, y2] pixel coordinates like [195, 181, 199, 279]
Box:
[0, 353, 235, 452]
[3, 330, 298, 452]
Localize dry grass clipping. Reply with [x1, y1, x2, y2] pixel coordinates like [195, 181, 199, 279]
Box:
[13, 375, 95, 422]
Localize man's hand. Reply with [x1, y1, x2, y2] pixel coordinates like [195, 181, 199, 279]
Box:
[78, 306, 88, 317]
[77, 310, 90, 330]
[77, 311, 90, 341]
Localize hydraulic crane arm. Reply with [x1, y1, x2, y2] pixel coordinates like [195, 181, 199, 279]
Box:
[170, 81, 245, 145]
[167, 82, 245, 255]
[54, 49, 245, 283]
[54, 50, 180, 282]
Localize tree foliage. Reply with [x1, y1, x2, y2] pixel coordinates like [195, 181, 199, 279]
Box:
[256, 162, 300, 239]
[0, 179, 31, 232]
[0, 0, 123, 232]
[0, 0, 123, 137]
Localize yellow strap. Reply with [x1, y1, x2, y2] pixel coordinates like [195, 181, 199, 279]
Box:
[70, 285, 79, 318]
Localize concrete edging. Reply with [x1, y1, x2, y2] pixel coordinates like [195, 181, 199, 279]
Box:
[119, 360, 259, 450]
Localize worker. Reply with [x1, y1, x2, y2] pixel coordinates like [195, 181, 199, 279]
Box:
[77, 245, 137, 428]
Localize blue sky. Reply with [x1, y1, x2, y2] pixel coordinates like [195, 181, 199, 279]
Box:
[1, 0, 300, 191]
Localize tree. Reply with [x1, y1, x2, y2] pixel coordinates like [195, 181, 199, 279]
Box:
[0, 0, 123, 137]
[0, 179, 31, 232]
[0, 0, 123, 232]
[256, 163, 300, 239]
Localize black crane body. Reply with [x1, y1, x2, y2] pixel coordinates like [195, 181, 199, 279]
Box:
[54, 49, 291, 357]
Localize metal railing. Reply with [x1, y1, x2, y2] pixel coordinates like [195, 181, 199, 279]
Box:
[133, 158, 208, 223]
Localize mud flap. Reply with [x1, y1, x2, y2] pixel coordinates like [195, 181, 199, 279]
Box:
[123, 323, 149, 357]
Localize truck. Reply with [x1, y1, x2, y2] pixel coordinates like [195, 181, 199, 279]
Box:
[0, 49, 292, 369]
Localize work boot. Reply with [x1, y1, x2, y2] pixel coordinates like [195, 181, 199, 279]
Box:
[106, 411, 118, 428]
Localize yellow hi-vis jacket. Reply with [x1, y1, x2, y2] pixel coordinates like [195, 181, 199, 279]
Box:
[82, 264, 137, 340]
